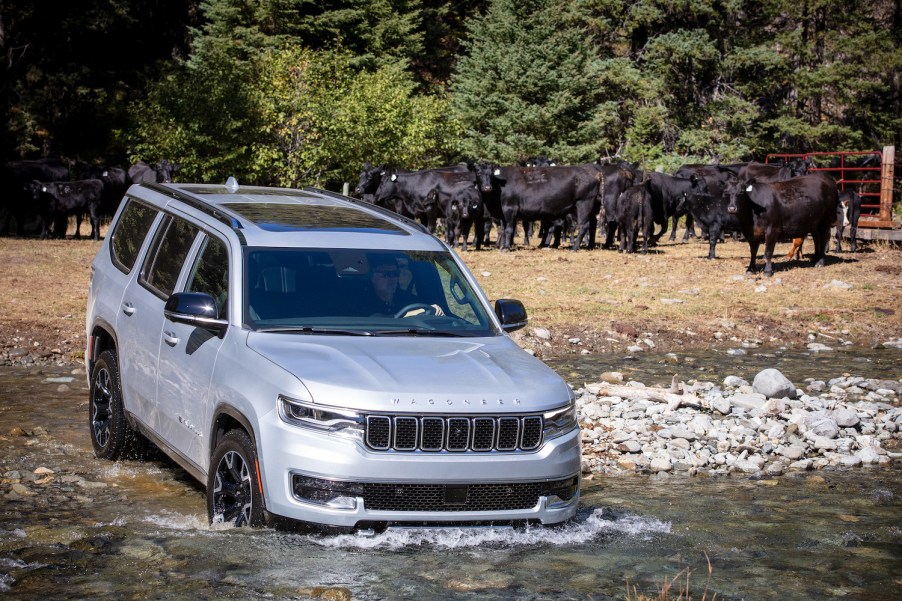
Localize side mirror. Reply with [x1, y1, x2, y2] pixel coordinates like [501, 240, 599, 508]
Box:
[494, 298, 528, 332]
[164, 292, 228, 338]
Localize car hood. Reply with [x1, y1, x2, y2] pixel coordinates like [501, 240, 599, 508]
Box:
[245, 332, 571, 414]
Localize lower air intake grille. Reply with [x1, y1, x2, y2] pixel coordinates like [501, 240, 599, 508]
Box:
[361, 477, 577, 512]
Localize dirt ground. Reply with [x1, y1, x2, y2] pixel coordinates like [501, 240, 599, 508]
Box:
[1, 233, 900, 366]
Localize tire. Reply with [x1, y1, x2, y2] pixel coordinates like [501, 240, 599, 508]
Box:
[208, 429, 265, 527]
[89, 349, 143, 460]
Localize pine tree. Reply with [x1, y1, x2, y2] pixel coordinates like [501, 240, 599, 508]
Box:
[449, 0, 609, 163]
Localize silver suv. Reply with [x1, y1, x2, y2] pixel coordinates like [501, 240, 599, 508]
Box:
[85, 180, 581, 531]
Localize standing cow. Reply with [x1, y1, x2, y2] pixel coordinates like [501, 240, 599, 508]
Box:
[736, 158, 810, 184]
[785, 189, 859, 259]
[726, 173, 839, 275]
[672, 164, 743, 241]
[77, 165, 130, 238]
[676, 174, 743, 260]
[128, 160, 179, 184]
[485, 165, 603, 251]
[644, 172, 710, 245]
[614, 183, 653, 254]
[25, 179, 105, 240]
[1, 158, 70, 235]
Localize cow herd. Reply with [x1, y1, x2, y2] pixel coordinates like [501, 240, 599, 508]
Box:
[2, 155, 861, 276]
[356, 157, 862, 275]
[0, 158, 179, 239]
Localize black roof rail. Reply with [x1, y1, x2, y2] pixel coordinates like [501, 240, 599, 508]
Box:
[302, 186, 430, 234]
[142, 182, 243, 229]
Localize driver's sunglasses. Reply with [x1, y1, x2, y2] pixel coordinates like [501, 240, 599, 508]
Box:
[375, 269, 399, 278]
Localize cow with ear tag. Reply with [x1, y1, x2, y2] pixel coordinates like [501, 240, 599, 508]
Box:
[725, 173, 839, 276]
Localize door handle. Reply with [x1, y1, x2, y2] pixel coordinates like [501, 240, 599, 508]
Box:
[121, 302, 136, 316]
[163, 331, 179, 347]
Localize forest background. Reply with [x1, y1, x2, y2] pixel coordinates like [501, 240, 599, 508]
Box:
[1, 0, 900, 190]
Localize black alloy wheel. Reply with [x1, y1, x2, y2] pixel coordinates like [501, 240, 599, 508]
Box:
[208, 429, 264, 527]
[89, 349, 139, 459]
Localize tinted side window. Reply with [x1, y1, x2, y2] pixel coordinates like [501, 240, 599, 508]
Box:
[110, 199, 159, 273]
[140, 215, 200, 298]
[186, 235, 230, 319]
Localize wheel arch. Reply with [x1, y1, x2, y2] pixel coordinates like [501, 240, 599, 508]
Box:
[210, 404, 259, 456]
[88, 319, 119, 375]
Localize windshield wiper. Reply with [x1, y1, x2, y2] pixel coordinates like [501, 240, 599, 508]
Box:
[256, 326, 374, 336]
[373, 328, 466, 337]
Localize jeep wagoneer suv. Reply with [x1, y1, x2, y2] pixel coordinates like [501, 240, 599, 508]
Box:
[85, 179, 581, 531]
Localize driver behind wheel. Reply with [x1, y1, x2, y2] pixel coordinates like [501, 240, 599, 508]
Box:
[367, 255, 445, 317]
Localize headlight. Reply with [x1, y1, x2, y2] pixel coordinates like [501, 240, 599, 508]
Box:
[278, 396, 364, 441]
[543, 402, 578, 440]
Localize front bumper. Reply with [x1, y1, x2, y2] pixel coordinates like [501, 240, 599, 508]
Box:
[258, 415, 582, 529]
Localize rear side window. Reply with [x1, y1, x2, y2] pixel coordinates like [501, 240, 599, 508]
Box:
[110, 199, 159, 273]
[140, 215, 200, 298]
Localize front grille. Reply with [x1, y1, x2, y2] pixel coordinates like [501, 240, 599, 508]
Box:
[364, 415, 543, 452]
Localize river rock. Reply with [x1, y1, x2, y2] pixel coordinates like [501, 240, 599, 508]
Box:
[599, 371, 624, 383]
[857, 447, 881, 464]
[723, 376, 749, 388]
[669, 426, 697, 442]
[531, 327, 551, 340]
[812, 436, 838, 451]
[762, 398, 787, 415]
[807, 342, 834, 352]
[650, 456, 672, 472]
[779, 445, 806, 460]
[753, 369, 796, 398]
[804, 415, 840, 439]
[735, 455, 765, 473]
[616, 440, 642, 453]
[832, 408, 860, 428]
[710, 395, 731, 415]
[731, 393, 767, 410]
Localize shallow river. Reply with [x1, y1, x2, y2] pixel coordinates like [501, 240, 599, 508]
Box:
[1, 347, 900, 600]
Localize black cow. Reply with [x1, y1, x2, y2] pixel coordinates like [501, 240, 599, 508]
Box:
[373, 165, 477, 233]
[25, 179, 104, 240]
[737, 158, 810, 183]
[726, 173, 839, 275]
[671, 164, 743, 241]
[128, 160, 179, 184]
[1, 158, 70, 235]
[834, 190, 862, 252]
[593, 162, 639, 249]
[448, 161, 493, 251]
[644, 172, 710, 245]
[354, 162, 404, 204]
[77, 165, 129, 237]
[614, 184, 653, 254]
[675, 174, 743, 259]
[485, 165, 603, 251]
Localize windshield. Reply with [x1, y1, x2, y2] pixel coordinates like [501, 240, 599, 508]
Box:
[244, 248, 497, 337]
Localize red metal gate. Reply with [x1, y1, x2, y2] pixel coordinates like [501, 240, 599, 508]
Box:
[765, 146, 897, 229]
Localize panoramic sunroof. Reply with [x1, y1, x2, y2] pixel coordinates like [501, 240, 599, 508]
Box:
[222, 202, 409, 234]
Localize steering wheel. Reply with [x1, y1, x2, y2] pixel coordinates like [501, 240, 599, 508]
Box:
[394, 303, 437, 318]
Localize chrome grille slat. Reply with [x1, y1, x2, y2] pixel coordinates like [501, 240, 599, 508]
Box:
[364, 415, 544, 452]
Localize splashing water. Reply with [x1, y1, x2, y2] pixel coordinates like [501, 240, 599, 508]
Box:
[308, 507, 671, 551]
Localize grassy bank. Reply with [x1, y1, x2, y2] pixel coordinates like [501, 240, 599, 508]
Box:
[1, 235, 900, 365]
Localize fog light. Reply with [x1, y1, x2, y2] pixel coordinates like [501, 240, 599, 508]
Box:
[325, 496, 358, 510]
[293, 475, 362, 510]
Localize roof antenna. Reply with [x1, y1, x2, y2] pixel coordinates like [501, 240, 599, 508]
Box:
[225, 176, 239, 192]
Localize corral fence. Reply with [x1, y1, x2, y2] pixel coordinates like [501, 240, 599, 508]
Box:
[766, 145, 898, 230]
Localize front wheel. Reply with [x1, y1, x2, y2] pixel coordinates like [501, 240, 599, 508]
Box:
[208, 429, 265, 527]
